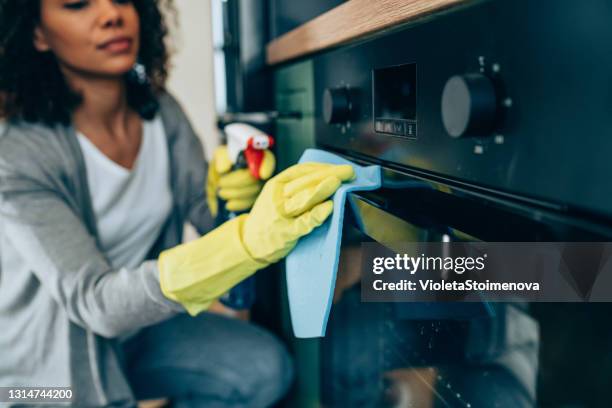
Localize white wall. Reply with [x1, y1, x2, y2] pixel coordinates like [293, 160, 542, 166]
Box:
[166, 0, 220, 160]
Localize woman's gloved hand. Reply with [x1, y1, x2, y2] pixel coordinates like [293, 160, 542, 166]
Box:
[159, 162, 354, 315]
[206, 145, 276, 217]
[242, 162, 355, 263]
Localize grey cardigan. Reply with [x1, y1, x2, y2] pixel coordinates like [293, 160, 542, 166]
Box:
[0, 93, 214, 406]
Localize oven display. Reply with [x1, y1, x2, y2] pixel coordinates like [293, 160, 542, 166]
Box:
[373, 63, 417, 138]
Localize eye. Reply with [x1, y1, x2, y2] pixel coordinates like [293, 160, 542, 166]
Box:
[63, 1, 89, 10]
[113, 0, 132, 4]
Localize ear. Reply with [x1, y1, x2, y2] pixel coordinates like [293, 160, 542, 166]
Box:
[33, 26, 51, 52]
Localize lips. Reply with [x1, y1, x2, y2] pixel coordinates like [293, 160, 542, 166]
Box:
[98, 36, 133, 53]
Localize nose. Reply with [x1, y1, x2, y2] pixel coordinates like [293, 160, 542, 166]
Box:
[98, 0, 123, 28]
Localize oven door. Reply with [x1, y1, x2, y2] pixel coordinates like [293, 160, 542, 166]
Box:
[311, 168, 612, 408]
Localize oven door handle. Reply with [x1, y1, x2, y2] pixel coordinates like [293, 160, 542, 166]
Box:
[346, 190, 438, 249]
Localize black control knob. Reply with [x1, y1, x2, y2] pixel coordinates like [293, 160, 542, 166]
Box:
[441, 74, 497, 138]
[323, 87, 351, 124]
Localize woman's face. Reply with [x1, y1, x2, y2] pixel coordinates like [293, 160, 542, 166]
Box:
[34, 0, 140, 77]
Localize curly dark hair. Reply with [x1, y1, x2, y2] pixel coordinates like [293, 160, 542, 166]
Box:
[0, 0, 175, 125]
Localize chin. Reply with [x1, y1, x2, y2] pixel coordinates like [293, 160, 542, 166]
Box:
[98, 56, 139, 77]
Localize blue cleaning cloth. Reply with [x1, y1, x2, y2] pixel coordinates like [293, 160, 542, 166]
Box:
[285, 149, 382, 338]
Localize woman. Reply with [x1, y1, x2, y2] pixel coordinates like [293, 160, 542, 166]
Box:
[0, 0, 354, 406]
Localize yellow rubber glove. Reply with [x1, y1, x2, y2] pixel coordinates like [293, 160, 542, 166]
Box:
[158, 215, 267, 315]
[158, 162, 355, 315]
[242, 162, 355, 263]
[206, 146, 276, 217]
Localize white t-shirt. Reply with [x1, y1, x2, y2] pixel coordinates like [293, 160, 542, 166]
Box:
[77, 116, 173, 269]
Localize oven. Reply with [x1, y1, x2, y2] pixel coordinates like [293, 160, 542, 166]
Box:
[271, 0, 612, 406]
[315, 183, 612, 407]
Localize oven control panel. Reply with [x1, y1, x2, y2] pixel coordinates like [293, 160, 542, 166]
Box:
[313, 0, 612, 218]
[372, 63, 418, 138]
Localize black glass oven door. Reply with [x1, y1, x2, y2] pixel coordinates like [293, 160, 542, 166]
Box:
[318, 183, 612, 408]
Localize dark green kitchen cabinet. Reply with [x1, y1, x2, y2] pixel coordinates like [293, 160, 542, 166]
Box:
[274, 60, 316, 172]
[274, 59, 320, 408]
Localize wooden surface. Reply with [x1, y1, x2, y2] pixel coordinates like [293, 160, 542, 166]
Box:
[267, 0, 469, 65]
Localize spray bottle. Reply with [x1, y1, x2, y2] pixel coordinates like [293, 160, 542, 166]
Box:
[217, 123, 275, 310]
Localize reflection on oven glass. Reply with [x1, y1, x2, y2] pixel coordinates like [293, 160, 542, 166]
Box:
[321, 228, 538, 408]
